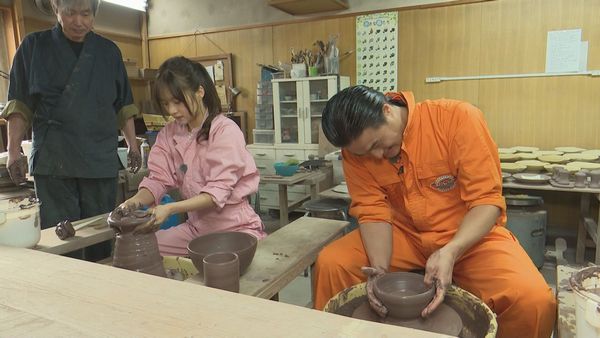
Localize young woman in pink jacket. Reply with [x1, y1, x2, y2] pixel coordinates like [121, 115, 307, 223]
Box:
[115, 56, 266, 256]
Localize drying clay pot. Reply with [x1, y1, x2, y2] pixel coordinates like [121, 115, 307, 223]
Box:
[107, 209, 166, 277]
[590, 170, 600, 189]
[203, 252, 240, 293]
[187, 231, 257, 277]
[373, 272, 435, 319]
[574, 171, 588, 188]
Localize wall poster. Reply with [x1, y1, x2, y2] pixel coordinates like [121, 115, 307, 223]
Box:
[356, 12, 398, 93]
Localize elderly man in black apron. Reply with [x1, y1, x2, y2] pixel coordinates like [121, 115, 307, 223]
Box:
[1, 0, 140, 259]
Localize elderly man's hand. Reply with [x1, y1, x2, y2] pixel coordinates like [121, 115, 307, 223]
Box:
[127, 148, 142, 173]
[362, 266, 388, 317]
[7, 153, 28, 186]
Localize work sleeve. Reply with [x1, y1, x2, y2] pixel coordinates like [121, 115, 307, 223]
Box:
[138, 128, 177, 205]
[449, 103, 506, 213]
[112, 47, 139, 129]
[199, 121, 254, 209]
[1, 37, 36, 126]
[342, 149, 392, 225]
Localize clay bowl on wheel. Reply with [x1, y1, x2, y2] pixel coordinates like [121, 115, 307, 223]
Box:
[373, 272, 435, 319]
[187, 231, 257, 277]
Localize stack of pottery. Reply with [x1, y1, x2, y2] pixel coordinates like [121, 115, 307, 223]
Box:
[107, 209, 166, 277]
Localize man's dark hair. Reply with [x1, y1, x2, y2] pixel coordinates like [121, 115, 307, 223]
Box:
[321, 85, 388, 147]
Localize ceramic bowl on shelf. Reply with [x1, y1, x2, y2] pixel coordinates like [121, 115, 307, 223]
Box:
[537, 155, 569, 164]
[563, 153, 599, 162]
[512, 173, 551, 184]
[501, 162, 527, 173]
[515, 160, 548, 171]
[537, 150, 564, 156]
[555, 146, 586, 153]
[373, 272, 434, 319]
[498, 147, 517, 154]
[515, 152, 540, 160]
[499, 153, 520, 162]
[568, 161, 600, 170]
[581, 149, 600, 157]
[512, 146, 539, 153]
[544, 164, 580, 174]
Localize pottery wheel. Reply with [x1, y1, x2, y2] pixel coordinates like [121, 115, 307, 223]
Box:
[352, 302, 463, 336]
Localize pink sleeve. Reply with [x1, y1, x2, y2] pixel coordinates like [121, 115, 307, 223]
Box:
[139, 127, 178, 205]
[200, 120, 256, 209]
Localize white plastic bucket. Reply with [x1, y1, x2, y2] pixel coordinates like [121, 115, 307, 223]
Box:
[570, 266, 600, 338]
[0, 195, 41, 248]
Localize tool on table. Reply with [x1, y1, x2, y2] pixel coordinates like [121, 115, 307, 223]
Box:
[55, 215, 107, 240]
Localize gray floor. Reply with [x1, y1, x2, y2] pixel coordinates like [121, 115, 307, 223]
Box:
[264, 210, 589, 310]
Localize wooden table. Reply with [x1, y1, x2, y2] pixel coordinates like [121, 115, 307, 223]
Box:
[0, 246, 450, 337]
[321, 179, 600, 264]
[261, 171, 326, 226]
[556, 264, 581, 338]
[185, 216, 347, 299]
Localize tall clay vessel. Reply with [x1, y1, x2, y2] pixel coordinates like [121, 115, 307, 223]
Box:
[107, 209, 166, 277]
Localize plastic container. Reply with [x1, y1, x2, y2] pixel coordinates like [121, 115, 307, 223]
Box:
[570, 266, 600, 338]
[325, 150, 343, 184]
[274, 162, 298, 176]
[505, 195, 547, 268]
[140, 140, 150, 169]
[0, 194, 40, 248]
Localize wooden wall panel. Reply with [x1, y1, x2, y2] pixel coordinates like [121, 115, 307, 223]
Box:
[149, 27, 274, 133]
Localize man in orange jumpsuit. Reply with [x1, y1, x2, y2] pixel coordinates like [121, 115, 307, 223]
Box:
[315, 85, 556, 338]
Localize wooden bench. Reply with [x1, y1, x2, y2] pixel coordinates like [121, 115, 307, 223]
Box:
[35, 214, 349, 300]
[185, 216, 349, 299]
[34, 212, 114, 255]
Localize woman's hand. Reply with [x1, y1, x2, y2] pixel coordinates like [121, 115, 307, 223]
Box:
[132, 204, 171, 234]
[113, 199, 143, 218]
[422, 247, 456, 317]
[362, 266, 388, 317]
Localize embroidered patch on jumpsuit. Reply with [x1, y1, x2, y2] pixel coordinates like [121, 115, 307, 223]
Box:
[431, 175, 457, 192]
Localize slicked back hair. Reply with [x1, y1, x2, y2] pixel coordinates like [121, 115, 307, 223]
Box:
[321, 85, 388, 148]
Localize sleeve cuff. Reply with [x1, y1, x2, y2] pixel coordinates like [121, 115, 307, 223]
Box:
[117, 104, 140, 129]
[139, 177, 166, 206]
[0, 100, 33, 127]
[200, 185, 231, 209]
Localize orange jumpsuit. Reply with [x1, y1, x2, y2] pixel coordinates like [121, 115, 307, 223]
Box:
[313, 92, 556, 338]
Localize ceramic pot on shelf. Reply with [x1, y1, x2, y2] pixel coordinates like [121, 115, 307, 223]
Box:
[107, 209, 166, 277]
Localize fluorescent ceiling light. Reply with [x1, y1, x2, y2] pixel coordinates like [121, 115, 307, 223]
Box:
[103, 0, 147, 12]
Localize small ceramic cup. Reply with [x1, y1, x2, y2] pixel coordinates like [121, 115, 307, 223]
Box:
[203, 252, 240, 293]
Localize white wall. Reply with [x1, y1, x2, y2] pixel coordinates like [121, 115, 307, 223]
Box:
[148, 0, 455, 37]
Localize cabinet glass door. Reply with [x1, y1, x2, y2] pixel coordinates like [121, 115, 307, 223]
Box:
[278, 81, 299, 144]
[306, 79, 330, 144]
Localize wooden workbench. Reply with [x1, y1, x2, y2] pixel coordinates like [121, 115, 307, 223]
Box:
[185, 216, 348, 299]
[34, 213, 114, 255]
[0, 246, 450, 337]
[261, 171, 327, 226]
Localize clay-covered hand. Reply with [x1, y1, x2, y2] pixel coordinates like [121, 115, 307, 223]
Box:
[362, 266, 388, 317]
[113, 199, 143, 219]
[127, 148, 142, 174]
[7, 153, 28, 186]
[422, 248, 455, 317]
[132, 205, 170, 234]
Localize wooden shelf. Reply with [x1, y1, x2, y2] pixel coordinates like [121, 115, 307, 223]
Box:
[268, 0, 348, 15]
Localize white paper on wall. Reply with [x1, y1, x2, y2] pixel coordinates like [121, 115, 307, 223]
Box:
[356, 12, 398, 93]
[545, 29, 583, 73]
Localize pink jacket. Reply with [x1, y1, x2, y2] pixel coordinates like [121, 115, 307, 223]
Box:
[139, 114, 265, 239]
